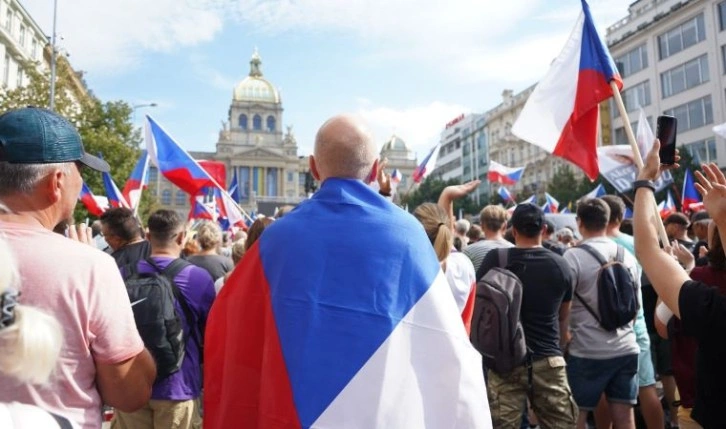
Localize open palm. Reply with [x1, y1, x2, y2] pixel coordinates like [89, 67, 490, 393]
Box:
[695, 163, 726, 220]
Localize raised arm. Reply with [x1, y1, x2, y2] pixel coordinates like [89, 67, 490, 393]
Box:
[437, 180, 481, 230]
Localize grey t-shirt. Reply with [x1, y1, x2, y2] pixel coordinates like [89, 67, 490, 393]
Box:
[564, 236, 640, 359]
[463, 238, 513, 272]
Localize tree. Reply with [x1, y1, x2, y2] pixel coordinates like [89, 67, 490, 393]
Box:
[0, 63, 144, 222]
[548, 165, 582, 208]
[401, 177, 483, 217]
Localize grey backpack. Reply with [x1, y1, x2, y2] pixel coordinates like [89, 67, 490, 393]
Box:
[470, 248, 528, 374]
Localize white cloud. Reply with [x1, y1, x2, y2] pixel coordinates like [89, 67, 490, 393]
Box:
[356, 100, 471, 159]
[20, 0, 223, 73]
[188, 54, 237, 90]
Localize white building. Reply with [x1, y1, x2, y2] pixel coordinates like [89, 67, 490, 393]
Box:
[606, 0, 726, 166]
[0, 0, 46, 90]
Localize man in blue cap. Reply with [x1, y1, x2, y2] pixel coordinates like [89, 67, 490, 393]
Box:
[0, 107, 156, 429]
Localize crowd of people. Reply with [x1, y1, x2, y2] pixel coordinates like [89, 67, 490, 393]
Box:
[0, 106, 724, 428]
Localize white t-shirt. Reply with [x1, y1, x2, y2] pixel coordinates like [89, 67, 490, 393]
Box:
[445, 252, 477, 314]
[564, 236, 640, 359]
[0, 402, 80, 429]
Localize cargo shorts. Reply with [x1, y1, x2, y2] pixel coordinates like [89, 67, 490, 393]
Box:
[487, 356, 577, 429]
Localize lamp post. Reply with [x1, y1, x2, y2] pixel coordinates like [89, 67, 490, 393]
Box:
[132, 102, 157, 123]
[48, 0, 58, 111]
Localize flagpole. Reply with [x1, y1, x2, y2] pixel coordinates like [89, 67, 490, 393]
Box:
[610, 81, 669, 245]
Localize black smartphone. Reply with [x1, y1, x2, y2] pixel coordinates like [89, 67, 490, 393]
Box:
[656, 115, 677, 165]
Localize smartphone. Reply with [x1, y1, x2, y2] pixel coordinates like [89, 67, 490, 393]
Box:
[656, 115, 677, 165]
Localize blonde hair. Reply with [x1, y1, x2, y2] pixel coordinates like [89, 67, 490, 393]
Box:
[0, 238, 63, 384]
[413, 203, 453, 264]
[479, 205, 509, 232]
[195, 221, 223, 251]
[231, 240, 246, 265]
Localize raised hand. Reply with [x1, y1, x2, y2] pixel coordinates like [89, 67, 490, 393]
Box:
[695, 163, 726, 222]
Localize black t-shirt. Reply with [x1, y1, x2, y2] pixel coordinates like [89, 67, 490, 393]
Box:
[187, 254, 235, 280]
[111, 240, 151, 268]
[543, 239, 567, 256]
[477, 247, 574, 358]
[679, 280, 726, 428]
[693, 239, 708, 267]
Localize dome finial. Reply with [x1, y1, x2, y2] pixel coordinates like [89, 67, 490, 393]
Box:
[250, 47, 263, 77]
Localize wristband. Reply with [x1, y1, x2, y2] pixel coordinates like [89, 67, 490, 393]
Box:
[379, 191, 391, 197]
[633, 179, 656, 193]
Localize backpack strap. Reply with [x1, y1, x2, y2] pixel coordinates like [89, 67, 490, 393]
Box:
[576, 243, 608, 266]
[497, 247, 509, 269]
[49, 412, 74, 429]
[573, 244, 604, 325]
[615, 245, 625, 264]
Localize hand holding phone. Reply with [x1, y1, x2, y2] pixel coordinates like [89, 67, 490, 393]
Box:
[656, 115, 677, 165]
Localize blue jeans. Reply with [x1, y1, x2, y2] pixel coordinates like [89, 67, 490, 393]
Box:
[566, 354, 638, 410]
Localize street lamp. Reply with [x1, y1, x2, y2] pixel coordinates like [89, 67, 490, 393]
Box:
[48, 0, 58, 111]
[132, 103, 158, 122]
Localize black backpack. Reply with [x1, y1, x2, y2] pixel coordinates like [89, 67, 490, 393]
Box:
[470, 248, 528, 374]
[124, 258, 196, 380]
[574, 244, 638, 332]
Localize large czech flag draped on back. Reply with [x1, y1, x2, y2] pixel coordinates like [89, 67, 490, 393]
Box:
[204, 179, 490, 429]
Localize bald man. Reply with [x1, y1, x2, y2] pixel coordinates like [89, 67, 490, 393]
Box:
[204, 115, 491, 428]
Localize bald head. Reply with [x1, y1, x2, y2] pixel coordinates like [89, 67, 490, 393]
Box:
[312, 115, 377, 181]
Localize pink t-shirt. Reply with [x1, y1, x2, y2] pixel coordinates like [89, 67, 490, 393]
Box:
[0, 221, 144, 429]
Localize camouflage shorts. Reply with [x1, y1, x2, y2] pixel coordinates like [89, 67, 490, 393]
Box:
[488, 356, 578, 429]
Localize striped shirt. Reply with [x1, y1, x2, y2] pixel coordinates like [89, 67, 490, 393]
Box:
[463, 238, 514, 273]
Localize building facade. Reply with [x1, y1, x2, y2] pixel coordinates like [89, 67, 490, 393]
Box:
[0, 0, 44, 90]
[379, 135, 417, 202]
[606, 0, 726, 166]
[149, 50, 307, 218]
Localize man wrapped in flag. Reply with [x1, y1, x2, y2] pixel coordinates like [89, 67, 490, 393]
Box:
[204, 115, 490, 428]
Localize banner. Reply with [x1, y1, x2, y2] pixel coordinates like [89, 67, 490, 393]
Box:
[597, 145, 672, 193]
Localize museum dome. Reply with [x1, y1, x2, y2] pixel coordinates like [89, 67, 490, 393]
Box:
[233, 49, 281, 104]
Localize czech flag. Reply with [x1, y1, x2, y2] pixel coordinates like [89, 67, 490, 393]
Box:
[145, 116, 218, 195]
[658, 190, 676, 218]
[79, 183, 106, 217]
[204, 179, 490, 429]
[681, 169, 700, 213]
[213, 186, 246, 231]
[512, 0, 622, 180]
[521, 194, 537, 205]
[228, 169, 240, 203]
[189, 197, 215, 221]
[561, 207, 571, 214]
[582, 183, 606, 200]
[488, 161, 525, 185]
[498, 186, 515, 204]
[390, 168, 402, 184]
[543, 192, 560, 214]
[412, 144, 440, 183]
[122, 149, 149, 211]
[102, 169, 130, 209]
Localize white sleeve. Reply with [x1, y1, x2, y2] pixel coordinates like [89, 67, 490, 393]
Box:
[655, 301, 674, 324]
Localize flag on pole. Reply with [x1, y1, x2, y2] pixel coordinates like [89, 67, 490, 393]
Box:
[512, 0, 622, 180]
[204, 180, 490, 429]
[561, 207, 571, 214]
[487, 161, 525, 185]
[412, 144, 440, 183]
[79, 183, 106, 216]
[498, 186, 515, 204]
[521, 194, 537, 205]
[102, 169, 130, 209]
[390, 169, 402, 184]
[122, 149, 150, 211]
[229, 169, 240, 203]
[658, 191, 676, 218]
[681, 169, 700, 212]
[635, 108, 654, 158]
[543, 192, 560, 213]
[189, 197, 215, 220]
[582, 183, 606, 200]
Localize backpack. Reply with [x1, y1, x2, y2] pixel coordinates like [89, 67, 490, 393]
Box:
[470, 248, 528, 374]
[124, 257, 196, 380]
[574, 244, 638, 332]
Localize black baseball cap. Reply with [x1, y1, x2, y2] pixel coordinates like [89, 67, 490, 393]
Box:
[511, 203, 545, 235]
[664, 212, 690, 227]
[0, 107, 109, 172]
[690, 211, 710, 224]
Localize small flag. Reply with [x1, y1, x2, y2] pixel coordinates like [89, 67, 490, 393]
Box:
[189, 197, 215, 220]
[229, 169, 240, 203]
[681, 169, 700, 213]
[122, 150, 150, 211]
[79, 183, 106, 216]
[658, 190, 676, 218]
[102, 169, 130, 209]
[582, 183, 606, 200]
[488, 161, 526, 185]
[521, 194, 537, 205]
[498, 186, 515, 204]
[512, 0, 622, 180]
[390, 169, 402, 184]
[561, 207, 571, 214]
[412, 144, 440, 183]
[543, 192, 559, 214]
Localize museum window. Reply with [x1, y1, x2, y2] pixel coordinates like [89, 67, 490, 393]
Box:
[267, 115, 276, 132]
[238, 114, 248, 130]
[161, 189, 172, 205]
[253, 114, 262, 131]
[175, 190, 186, 206]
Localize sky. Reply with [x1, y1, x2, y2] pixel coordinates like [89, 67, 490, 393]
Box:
[20, 0, 635, 160]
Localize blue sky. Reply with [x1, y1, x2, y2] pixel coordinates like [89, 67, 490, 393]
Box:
[21, 0, 633, 159]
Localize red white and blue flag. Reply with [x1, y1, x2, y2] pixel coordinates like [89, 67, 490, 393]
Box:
[658, 190, 676, 218]
[228, 169, 240, 203]
[79, 183, 106, 216]
[681, 169, 701, 213]
[582, 183, 606, 200]
[390, 168, 402, 184]
[512, 0, 622, 180]
[188, 196, 215, 221]
[204, 179, 489, 429]
[498, 186, 515, 204]
[543, 192, 560, 214]
[488, 161, 525, 185]
[521, 194, 537, 205]
[122, 149, 149, 211]
[412, 144, 440, 183]
[102, 169, 130, 209]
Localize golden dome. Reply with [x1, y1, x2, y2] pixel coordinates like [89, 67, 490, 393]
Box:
[233, 49, 280, 104]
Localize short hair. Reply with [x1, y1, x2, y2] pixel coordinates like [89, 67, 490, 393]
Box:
[0, 162, 72, 196]
[313, 116, 377, 180]
[90, 220, 103, 238]
[414, 202, 453, 263]
[455, 219, 470, 235]
[0, 237, 63, 384]
[100, 207, 143, 241]
[601, 195, 625, 225]
[479, 205, 508, 232]
[576, 198, 610, 232]
[231, 240, 246, 265]
[544, 220, 556, 235]
[467, 224, 483, 242]
[147, 209, 184, 243]
[195, 221, 223, 251]
[245, 217, 274, 251]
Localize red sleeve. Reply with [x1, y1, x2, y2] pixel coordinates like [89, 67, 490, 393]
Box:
[460, 282, 476, 335]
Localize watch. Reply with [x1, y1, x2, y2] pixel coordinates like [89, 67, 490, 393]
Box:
[633, 179, 656, 193]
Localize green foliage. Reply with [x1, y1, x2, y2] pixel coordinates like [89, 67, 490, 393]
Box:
[0, 64, 143, 221]
[401, 177, 483, 217]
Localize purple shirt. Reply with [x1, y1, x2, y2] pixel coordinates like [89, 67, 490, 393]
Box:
[136, 257, 216, 401]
